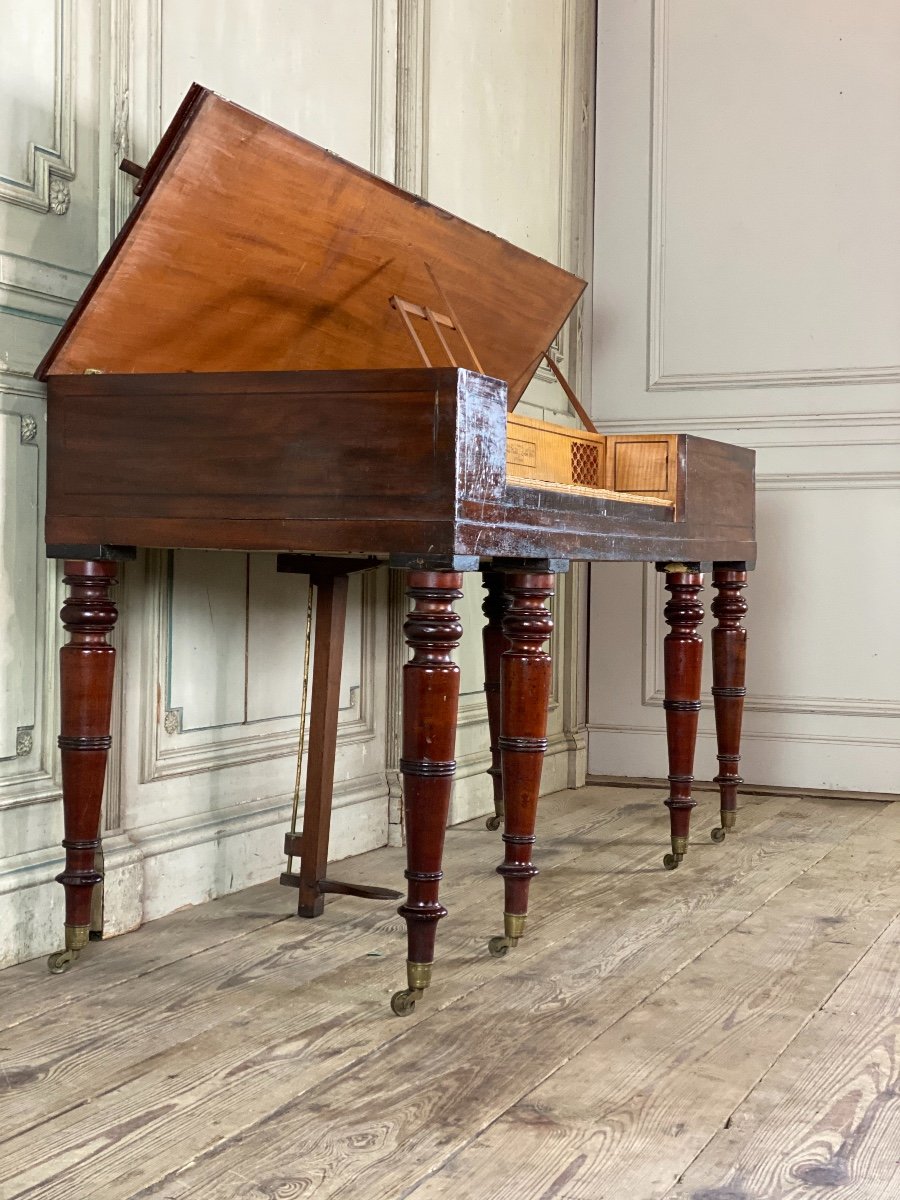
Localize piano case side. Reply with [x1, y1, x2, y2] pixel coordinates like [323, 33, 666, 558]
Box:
[45, 367, 507, 557]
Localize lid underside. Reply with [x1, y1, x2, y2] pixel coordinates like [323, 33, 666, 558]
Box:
[39, 87, 586, 406]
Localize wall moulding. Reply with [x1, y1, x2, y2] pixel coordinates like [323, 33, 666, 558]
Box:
[394, 0, 431, 195]
[128, 769, 389, 856]
[587, 721, 900, 751]
[0, 382, 57, 810]
[592, 412, 900, 457]
[0, 252, 89, 326]
[139, 554, 379, 784]
[648, 365, 900, 392]
[0, 0, 75, 213]
[646, 0, 900, 393]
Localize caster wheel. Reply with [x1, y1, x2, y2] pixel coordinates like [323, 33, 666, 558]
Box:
[47, 950, 74, 974]
[710, 826, 726, 844]
[485, 815, 502, 831]
[390, 989, 417, 1016]
[663, 853, 681, 871]
[488, 936, 510, 958]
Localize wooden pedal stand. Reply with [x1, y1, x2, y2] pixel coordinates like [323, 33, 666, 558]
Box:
[276, 555, 401, 916]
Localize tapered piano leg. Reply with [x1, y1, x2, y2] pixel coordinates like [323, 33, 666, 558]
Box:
[481, 570, 508, 832]
[661, 565, 704, 871]
[488, 571, 554, 958]
[710, 563, 748, 843]
[48, 561, 119, 973]
[391, 571, 463, 1016]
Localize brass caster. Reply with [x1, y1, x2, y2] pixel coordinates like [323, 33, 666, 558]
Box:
[488, 935, 511, 957]
[489, 912, 525, 957]
[663, 852, 684, 871]
[390, 987, 422, 1016]
[47, 948, 79, 974]
[485, 814, 502, 831]
[710, 826, 726, 843]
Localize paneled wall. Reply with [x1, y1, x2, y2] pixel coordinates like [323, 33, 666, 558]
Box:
[0, 0, 594, 966]
[588, 1, 900, 794]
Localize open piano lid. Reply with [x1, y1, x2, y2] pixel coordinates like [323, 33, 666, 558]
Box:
[38, 85, 586, 406]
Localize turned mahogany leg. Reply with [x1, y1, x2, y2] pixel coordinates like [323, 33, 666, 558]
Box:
[391, 570, 463, 1016]
[481, 570, 508, 832]
[49, 560, 118, 973]
[488, 571, 554, 957]
[710, 563, 748, 843]
[661, 565, 704, 871]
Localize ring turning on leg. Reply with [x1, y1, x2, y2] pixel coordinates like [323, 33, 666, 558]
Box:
[661, 565, 704, 870]
[710, 563, 748, 842]
[49, 561, 119, 973]
[490, 572, 554, 955]
[481, 571, 509, 832]
[391, 571, 463, 1015]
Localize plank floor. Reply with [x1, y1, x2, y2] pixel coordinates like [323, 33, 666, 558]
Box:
[1, 785, 899, 1200]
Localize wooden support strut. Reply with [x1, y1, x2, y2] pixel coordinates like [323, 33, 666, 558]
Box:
[276, 556, 400, 915]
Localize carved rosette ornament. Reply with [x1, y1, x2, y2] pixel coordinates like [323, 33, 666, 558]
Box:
[49, 178, 71, 215]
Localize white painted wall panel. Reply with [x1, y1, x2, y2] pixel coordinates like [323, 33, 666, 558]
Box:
[0, 412, 36, 758]
[168, 550, 247, 730]
[0, 1, 58, 184]
[426, 0, 564, 260]
[245, 560, 363, 720]
[159, 0, 377, 166]
[590, 0, 900, 793]
[656, 0, 900, 384]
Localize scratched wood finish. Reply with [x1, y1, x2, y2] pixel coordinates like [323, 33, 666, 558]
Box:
[38, 87, 584, 407]
[1, 786, 694, 1193]
[669, 911, 900, 1199]
[0, 787, 633, 1143]
[2, 788, 896, 1200]
[406, 803, 900, 1200]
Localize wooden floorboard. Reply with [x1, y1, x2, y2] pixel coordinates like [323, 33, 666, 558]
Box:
[0, 786, 897, 1200]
